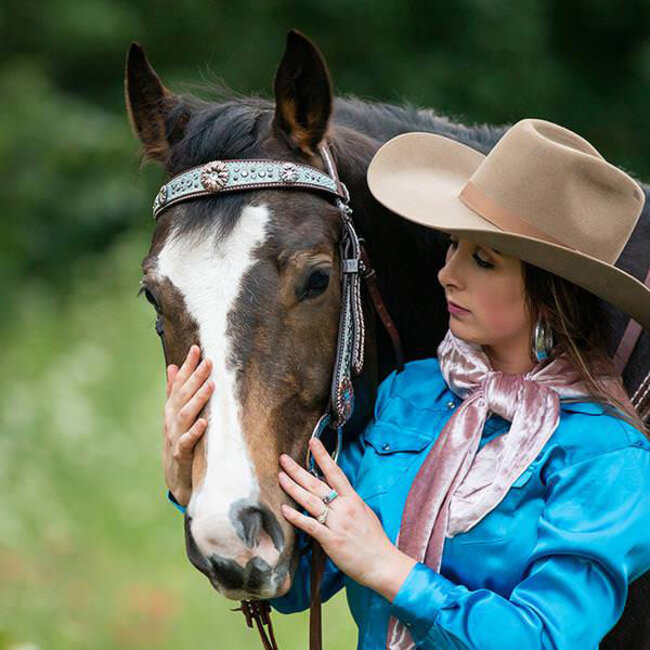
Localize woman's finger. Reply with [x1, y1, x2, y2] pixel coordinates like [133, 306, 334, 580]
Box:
[278, 470, 331, 519]
[307, 437, 354, 495]
[176, 419, 208, 458]
[280, 504, 333, 545]
[171, 345, 201, 396]
[166, 364, 179, 398]
[178, 357, 212, 404]
[279, 453, 330, 498]
[178, 378, 214, 428]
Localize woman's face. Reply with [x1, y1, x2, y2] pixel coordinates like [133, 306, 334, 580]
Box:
[437, 236, 533, 351]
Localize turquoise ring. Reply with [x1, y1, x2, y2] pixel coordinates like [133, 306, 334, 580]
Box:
[322, 489, 339, 505]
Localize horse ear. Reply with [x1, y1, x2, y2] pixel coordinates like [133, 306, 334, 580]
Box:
[273, 30, 332, 155]
[124, 43, 190, 165]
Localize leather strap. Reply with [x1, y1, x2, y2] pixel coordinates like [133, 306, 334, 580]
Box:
[309, 541, 326, 650]
[631, 372, 650, 422]
[614, 268, 650, 375]
[232, 600, 279, 650]
[360, 246, 405, 373]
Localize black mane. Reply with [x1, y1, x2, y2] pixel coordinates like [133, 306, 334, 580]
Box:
[166, 96, 274, 175]
[332, 96, 507, 154]
[164, 90, 507, 176]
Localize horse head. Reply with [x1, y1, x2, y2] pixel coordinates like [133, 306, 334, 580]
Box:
[125, 30, 378, 600]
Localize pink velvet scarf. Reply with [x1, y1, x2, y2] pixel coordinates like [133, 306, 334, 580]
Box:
[386, 329, 630, 650]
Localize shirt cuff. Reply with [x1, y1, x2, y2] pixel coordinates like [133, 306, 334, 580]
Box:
[167, 490, 187, 514]
[388, 562, 456, 640]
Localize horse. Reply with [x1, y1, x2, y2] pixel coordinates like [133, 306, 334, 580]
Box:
[125, 29, 650, 648]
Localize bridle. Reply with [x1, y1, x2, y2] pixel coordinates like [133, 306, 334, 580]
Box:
[152, 141, 404, 650]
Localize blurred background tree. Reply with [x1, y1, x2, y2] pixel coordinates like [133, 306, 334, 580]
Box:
[3, 0, 650, 299]
[2, 1, 650, 648]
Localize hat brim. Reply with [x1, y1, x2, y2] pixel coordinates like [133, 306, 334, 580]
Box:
[367, 131, 650, 330]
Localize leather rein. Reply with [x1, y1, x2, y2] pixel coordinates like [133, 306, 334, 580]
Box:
[153, 141, 404, 650]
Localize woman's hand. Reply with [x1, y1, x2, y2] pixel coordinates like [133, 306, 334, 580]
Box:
[278, 438, 417, 602]
[163, 344, 214, 507]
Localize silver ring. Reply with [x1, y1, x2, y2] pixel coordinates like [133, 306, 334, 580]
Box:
[316, 506, 329, 525]
[322, 489, 338, 505]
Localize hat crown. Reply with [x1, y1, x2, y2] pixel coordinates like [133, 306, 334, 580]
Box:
[465, 119, 644, 263]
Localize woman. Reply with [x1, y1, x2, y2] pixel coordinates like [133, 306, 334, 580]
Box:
[163, 119, 650, 649]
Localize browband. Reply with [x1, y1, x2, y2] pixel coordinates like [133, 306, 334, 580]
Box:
[152, 158, 350, 219]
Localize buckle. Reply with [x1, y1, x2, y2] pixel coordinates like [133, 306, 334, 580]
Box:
[342, 258, 359, 274]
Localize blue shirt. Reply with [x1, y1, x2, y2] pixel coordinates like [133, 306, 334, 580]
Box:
[269, 358, 650, 649]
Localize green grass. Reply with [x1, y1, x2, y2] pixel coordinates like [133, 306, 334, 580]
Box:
[0, 229, 356, 649]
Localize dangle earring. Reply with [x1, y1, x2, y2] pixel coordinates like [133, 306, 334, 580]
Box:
[532, 319, 554, 363]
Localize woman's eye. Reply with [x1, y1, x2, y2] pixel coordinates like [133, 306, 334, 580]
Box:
[473, 252, 494, 269]
[298, 268, 330, 301]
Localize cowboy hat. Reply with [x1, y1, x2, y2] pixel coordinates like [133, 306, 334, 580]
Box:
[366, 118, 650, 330]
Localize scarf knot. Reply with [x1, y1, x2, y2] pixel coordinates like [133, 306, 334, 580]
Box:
[481, 371, 527, 421]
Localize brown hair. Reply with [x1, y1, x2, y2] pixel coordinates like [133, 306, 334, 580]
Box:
[522, 263, 648, 437]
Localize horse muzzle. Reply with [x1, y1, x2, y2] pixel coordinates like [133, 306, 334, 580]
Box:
[183, 499, 292, 599]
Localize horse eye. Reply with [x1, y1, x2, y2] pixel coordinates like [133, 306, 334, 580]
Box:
[298, 268, 330, 301]
[143, 288, 161, 312]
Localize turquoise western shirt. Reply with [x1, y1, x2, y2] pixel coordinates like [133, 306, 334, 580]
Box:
[269, 358, 650, 649]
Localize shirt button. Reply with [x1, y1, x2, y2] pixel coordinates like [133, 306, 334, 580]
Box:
[382, 443, 391, 451]
[447, 400, 456, 409]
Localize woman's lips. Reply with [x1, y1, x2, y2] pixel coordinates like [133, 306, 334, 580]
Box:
[447, 300, 470, 316]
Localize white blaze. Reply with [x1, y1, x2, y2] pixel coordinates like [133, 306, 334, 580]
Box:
[156, 204, 271, 562]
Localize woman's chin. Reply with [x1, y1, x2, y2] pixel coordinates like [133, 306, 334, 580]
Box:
[448, 319, 482, 344]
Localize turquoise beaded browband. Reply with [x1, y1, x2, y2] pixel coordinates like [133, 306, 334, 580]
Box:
[152, 158, 350, 219]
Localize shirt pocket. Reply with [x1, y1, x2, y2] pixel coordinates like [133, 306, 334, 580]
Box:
[356, 422, 433, 500]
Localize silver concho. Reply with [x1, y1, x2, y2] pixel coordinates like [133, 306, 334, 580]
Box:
[156, 184, 168, 207]
[281, 163, 299, 184]
[201, 161, 229, 192]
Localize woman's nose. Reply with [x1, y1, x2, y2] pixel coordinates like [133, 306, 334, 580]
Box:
[438, 249, 462, 289]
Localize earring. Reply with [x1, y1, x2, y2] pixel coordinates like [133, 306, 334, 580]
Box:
[533, 319, 554, 363]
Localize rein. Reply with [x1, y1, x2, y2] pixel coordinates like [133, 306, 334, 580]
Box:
[614, 269, 650, 422]
[154, 141, 403, 650]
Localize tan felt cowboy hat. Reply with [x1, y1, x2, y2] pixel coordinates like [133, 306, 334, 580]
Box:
[367, 118, 650, 330]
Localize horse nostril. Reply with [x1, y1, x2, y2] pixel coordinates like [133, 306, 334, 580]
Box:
[231, 500, 285, 552]
[238, 506, 263, 548]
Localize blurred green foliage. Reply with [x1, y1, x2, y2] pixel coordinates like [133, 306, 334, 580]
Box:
[2, 1, 650, 647]
[2, 0, 650, 299]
